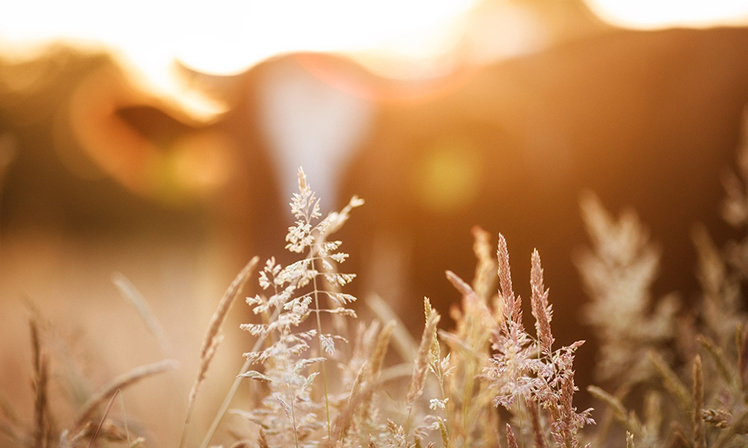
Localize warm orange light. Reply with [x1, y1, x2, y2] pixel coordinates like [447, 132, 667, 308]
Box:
[0, 0, 479, 116]
[585, 0, 748, 29]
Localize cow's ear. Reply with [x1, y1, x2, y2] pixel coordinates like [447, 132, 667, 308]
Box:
[173, 60, 248, 107]
[69, 63, 235, 204]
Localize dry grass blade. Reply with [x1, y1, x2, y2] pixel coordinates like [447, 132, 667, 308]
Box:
[445, 270, 478, 300]
[113, 273, 172, 355]
[648, 351, 693, 415]
[258, 429, 269, 448]
[666, 422, 691, 448]
[324, 366, 413, 447]
[696, 335, 735, 385]
[60, 425, 92, 448]
[74, 359, 177, 428]
[593, 383, 632, 446]
[347, 362, 368, 408]
[31, 319, 50, 448]
[692, 355, 705, 448]
[366, 294, 418, 362]
[181, 257, 259, 448]
[86, 389, 120, 448]
[739, 324, 748, 388]
[588, 386, 640, 436]
[332, 364, 369, 444]
[229, 442, 251, 448]
[351, 322, 395, 433]
[200, 257, 259, 360]
[117, 388, 131, 446]
[199, 337, 270, 448]
[369, 321, 395, 376]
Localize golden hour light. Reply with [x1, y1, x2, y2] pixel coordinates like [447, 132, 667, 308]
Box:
[0, 0, 479, 115]
[4, 1, 748, 447]
[585, 0, 748, 28]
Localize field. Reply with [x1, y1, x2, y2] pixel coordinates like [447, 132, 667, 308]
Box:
[4, 127, 748, 447]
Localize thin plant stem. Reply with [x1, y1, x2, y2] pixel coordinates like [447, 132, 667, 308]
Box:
[404, 406, 414, 438]
[198, 319, 275, 448]
[312, 258, 332, 441]
[291, 395, 300, 448]
[118, 393, 131, 446]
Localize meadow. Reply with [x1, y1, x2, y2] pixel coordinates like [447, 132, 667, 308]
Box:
[4, 122, 748, 448]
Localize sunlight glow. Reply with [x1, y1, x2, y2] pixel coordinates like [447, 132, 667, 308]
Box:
[3, 0, 748, 118]
[585, 0, 748, 29]
[0, 0, 478, 116]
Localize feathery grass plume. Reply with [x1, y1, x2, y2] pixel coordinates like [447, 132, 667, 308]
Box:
[506, 424, 520, 448]
[702, 408, 730, 429]
[626, 432, 635, 448]
[530, 249, 554, 355]
[577, 193, 678, 383]
[487, 236, 593, 448]
[488, 235, 533, 410]
[713, 408, 748, 448]
[181, 257, 259, 447]
[471, 226, 498, 303]
[406, 300, 440, 409]
[22, 128, 748, 447]
[441, 231, 502, 447]
[586, 121, 748, 448]
[549, 346, 592, 448]
[237, 168, 362, 447]
[497, 234, 520, 329]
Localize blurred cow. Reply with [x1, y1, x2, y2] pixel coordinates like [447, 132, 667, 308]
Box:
[338, 26, 748, 393]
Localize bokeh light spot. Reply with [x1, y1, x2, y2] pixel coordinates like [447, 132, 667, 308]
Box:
[413, 138, 481, 214]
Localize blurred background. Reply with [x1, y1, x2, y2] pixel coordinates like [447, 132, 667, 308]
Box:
[1, 0, 748, 445]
